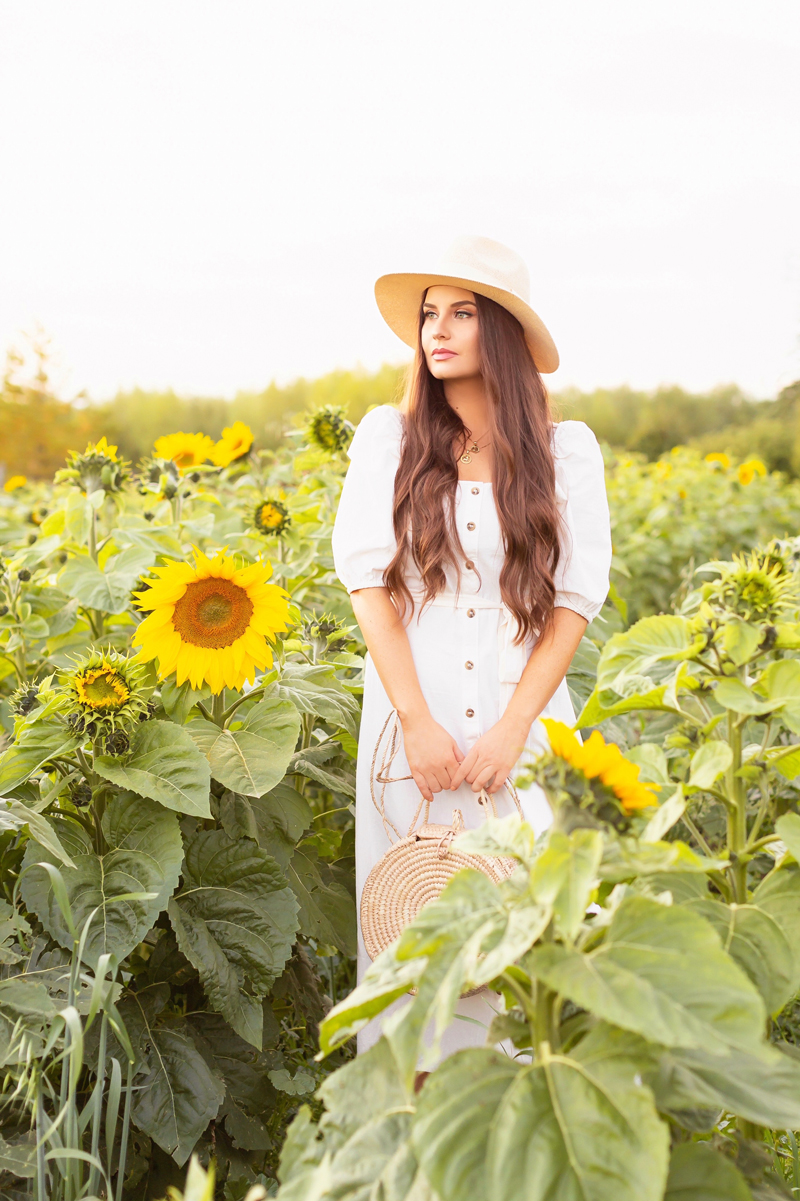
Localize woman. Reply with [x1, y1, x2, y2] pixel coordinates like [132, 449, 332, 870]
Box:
[332, 235, 611, 1055]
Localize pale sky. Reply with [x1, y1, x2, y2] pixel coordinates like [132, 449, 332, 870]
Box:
[1, 1, 799, 401]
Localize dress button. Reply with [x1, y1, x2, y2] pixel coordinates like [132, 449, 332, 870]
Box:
[465, 661, 474, 670]
[471, 487, 480, 495]
[467, 608, 475, 618]
[466, 708, 475, 717]
[465, 560, 474, 569]
[467, 522, 476, 531]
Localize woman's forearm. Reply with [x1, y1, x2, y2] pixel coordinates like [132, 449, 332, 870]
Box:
[349, 587, 430, 724]
[502, 606, 588, 732]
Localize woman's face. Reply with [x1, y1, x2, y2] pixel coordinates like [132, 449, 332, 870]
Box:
[420, 285, 482, 381]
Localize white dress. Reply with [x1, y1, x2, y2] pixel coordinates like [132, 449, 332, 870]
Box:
[332, 405, 611, 1055]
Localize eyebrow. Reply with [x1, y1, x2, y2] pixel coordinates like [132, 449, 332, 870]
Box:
[422, 298, 477, 309]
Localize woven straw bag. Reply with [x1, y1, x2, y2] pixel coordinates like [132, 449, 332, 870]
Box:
[360, 710, 522, 963]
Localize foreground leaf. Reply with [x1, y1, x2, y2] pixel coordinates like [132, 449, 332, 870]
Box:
[663, 1143, 752, 1201]
[169, 829, 299, 1048]
[486, 1045, 668, 1201]
[21, 793, 182, 965]
[530, 894, 765, 1053]
[686, 898, 796, 1015]
[752, 867, 800, 997]
[95, 718, 211, 818]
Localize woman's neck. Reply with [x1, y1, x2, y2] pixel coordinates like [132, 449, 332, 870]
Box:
[443, 375, 491, 435]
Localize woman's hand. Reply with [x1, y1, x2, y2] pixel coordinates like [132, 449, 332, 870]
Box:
[449, 714, 530, 794]
[400, 713, 464, 803]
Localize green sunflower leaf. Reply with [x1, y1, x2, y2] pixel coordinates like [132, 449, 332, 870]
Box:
[20, 793, 183, 966]
[188, 698, 300, 798]
[95, 718, 212, 817]
[168, 829, 299, 1048]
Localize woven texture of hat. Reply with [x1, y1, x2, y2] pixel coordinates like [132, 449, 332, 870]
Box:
[360, 820, 515, 962]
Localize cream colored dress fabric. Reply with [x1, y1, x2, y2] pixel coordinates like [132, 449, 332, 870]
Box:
[332, 405, 611, 1055]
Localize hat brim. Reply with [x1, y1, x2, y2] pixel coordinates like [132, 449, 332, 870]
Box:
[374, 272, 559, 374]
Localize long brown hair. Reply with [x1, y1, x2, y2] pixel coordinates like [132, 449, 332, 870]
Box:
[384, 292, 561, 642]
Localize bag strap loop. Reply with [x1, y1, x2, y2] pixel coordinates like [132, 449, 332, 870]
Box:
[370, 709, 524, 844]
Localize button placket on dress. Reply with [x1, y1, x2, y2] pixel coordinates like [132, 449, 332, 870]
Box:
[460, 484, 482, 742]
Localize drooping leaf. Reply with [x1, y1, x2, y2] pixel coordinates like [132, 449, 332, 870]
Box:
[686, 898, 796, 1015]
[663, 1142, 753, 1201]
[160, 678, 212, 725]
[122, 986, 226, 1166]
[288, 744, 356, 798]
[529, 828, 603, 941]
[688, 742, 733, 790]
[188, 698, 300, 797]
[20, 793, 183, 966]
[95, 718, 211, 817]
[59, 545, 155, 614]
[0, 798, 76, 867]
[168, 828, 299, 1048]
[288, 846, 357, 957]
[271, 662, 361, 735]
[530, 894, 766, 1053]
[0, 722, 79, 793]
[653, 1041, 800, 1130]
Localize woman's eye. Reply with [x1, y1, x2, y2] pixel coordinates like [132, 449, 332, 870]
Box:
[455, 309, 473, 319]
[422, 310, 437, 320]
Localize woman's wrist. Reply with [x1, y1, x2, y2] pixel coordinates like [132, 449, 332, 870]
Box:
[498, 707, 536, 741]
[396, 698, 433, 729]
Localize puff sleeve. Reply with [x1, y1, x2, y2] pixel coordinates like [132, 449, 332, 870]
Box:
[332, 405, 403, 593]
[551, 420, 611, 623]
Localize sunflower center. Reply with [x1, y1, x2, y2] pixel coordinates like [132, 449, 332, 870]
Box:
[172, 577, 254, 648]
[78, 670, 130, 709]
[174, 451, 196, 468]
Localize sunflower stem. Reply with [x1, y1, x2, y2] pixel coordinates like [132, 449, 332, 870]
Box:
[88, 506, 98, 562]
[212, 691, 226, 727]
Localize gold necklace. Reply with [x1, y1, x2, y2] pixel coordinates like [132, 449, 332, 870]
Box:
[459, 432, 491, 465]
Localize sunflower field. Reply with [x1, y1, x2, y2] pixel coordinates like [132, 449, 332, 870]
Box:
[3, 412, 800, 1200]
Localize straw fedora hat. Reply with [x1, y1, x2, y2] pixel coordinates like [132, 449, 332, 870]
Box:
[374, 235, 559, 373]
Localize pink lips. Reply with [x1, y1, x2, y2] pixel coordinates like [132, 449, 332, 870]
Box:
[432, 349, 456, 359]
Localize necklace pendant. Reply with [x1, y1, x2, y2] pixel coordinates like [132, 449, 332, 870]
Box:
[460, 453, 472, 464]
[469, 442, 480, 454]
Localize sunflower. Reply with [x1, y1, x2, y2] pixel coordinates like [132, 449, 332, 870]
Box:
[541, 719, 658, 813]
[4, 475, 27, 493]
[737, 458, 767, 486]
[305, 405, 354, 453]
[705, 452, 731, 471]
[63, 649, 150, 740]
[254, 499, 290, 536]
[153, 431, 216, 471]
[56, 436, 128, 493]
[132, 550, 291, 693]
[213, 421, 254, 468]
[705, 549, 799, 623]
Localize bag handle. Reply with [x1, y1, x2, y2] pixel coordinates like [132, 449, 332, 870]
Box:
[370, 708, 524, 844]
